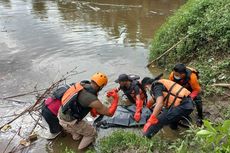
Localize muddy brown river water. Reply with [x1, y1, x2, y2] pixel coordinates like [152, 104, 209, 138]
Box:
[0, 0, 185, 152]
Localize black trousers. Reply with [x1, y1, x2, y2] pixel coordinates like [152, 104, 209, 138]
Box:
[194, 95, 203, 119]
[144, 98, 194, 138]
[41, 106, 62, 134]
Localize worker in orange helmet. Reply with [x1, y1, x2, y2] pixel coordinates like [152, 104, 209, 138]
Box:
[58, 72, 119, 150]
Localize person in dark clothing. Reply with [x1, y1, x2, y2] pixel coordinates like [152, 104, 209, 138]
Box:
[42, 98, 63, 136]
[108, 74, 147, 122]
[141, 77, 194, 138]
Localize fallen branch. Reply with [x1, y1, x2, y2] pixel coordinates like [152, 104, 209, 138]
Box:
[1, 88, 47, 100]
[212, 83, 230, 89]
[146, 35, 189, 67]
[3, 98, 30, 104]
[3, 127, 21, 153]
[0, 79, 64, 130]
[0, 113, 20, 119]
[28, 112, 46, 130]
[10, 141, 36, 153]
[29, 115, 41, 136]
[0, 67, 84, 130]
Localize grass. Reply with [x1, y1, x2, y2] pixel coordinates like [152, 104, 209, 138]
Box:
[96, 120, 230, 153]
[149, 0, 230, 96]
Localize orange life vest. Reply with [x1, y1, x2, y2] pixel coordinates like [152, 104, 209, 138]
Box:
[157, 79, 191, 108]
[61, 83, 83, 107]
[61, 82, 94, 120]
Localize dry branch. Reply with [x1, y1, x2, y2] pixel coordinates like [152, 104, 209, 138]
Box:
[212, 83, 230, 88]
[146, 35, 189, 67]
[3, 127, 21, 153]
[0, 67, 83, 130]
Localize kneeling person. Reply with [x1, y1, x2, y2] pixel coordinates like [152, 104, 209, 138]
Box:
[141, 77, 194, 138]
[41, 84, 70, 139]
[58, 72, 119, 149]
[108, 74, 147, 122]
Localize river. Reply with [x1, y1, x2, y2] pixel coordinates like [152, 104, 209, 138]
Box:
[0, 0, 185, 152]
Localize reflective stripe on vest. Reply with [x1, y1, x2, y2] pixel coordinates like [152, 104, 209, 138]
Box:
[158, 79, 191, 108]
[61, 83, 84, 107]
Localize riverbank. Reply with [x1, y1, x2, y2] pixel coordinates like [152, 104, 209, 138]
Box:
[94, 0, 230, 152]
[149, 0, 229, 97]
[148, 0, 230, 123]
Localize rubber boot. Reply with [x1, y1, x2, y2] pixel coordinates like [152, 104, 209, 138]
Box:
[78, 135, 95, 150]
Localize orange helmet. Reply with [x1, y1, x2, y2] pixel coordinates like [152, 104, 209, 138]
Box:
[91, 72, 108, 88]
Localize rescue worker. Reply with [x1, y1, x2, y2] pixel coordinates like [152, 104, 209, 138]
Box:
[41, 84, 70, 139]
[109, 74, 147, 122]
[58, 72, 119, 150]
[169, 63, 203, 125]
[141, 77, 194, 138]
[42, 98, 63, 138]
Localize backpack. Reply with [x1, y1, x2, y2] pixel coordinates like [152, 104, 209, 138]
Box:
[186, 67, 199, 79]
[52, 84, 70, 100]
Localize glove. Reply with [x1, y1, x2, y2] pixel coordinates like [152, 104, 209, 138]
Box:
[134, 98, 143, 122]
[90, 108, 99, 118]
[142, 114, 158, 133]
[134, 112, 141, 122]
[146, 100, 153, 109]
[189, 91, 199, 100]
[108, 93, 119, 116]
[106, 88, 118, 97]
[107, 89, 119, 99]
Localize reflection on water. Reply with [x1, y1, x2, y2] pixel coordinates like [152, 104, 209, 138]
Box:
[0, 0, 185, 152]
[55, 0, 185, 46]
[32, 0, 47, 18]
[0, 0, 11, 8]
[0, 0, 185, 96]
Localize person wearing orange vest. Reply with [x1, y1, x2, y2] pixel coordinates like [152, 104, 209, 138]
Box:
[169, 63, 203, 126]
[141, 77, 194, 138]
[57, 72, 119, 150]
[109, 74, 147, 122]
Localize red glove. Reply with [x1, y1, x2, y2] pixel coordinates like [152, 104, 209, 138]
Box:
[90, 108, 99, 118]
[107, 91, 119, 116]
[107, 88, 118, 97]
[134, 112, 141, 122]
[189, 91, 199, 100]
[134, 98, 143, 122]
[146, 100, 153, 109]
[142, 114, 158, 133]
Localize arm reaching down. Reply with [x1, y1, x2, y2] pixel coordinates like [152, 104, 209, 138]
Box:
[89, 90, 119, 117]
[134, 95, 143, 122]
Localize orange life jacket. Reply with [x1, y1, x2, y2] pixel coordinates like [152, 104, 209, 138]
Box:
[157, 79, 191, 108]
[61, 82, 96, 120]
[61, 83, 83, 106]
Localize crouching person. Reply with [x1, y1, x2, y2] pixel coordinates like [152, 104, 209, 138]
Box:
[58, 72, 119, 149]
[42, 98, 63, 138]
[141, 77, 194, 138]
[41, 84, 70, 139]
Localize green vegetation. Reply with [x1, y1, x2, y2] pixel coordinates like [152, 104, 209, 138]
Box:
[64, 0, 230, 152]
[97, 120, 230, 153]
[97, 130, 169, 153]
[150, 0, 230, 95]
[96, 2, 230, 152]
